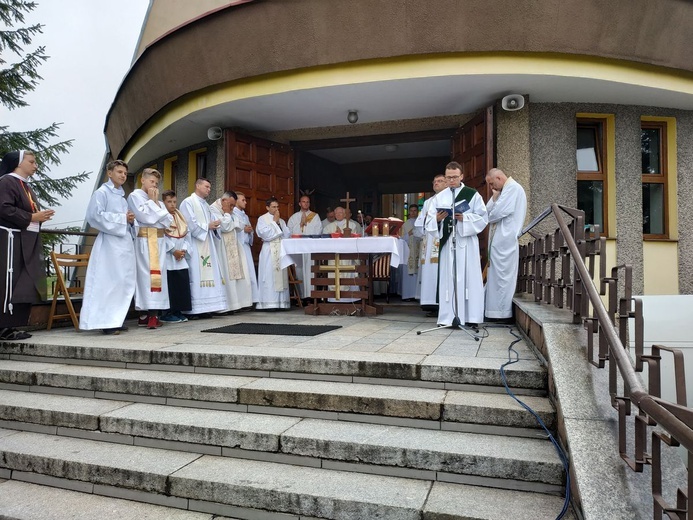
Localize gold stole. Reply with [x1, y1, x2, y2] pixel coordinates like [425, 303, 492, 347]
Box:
[146, 228, 162, 292]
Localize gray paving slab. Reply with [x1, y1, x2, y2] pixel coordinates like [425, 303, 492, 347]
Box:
[0, 480, 216, 519]
[421, 355, 547, 388]
[153, 344, 426, 379]
[423, 481, 574, 519]
[8, 363, 257, 402]
[101, 402, 301, 451]
[0, 389, 131, 429]
[239, 378, 446, 419]
[169, 455, 431, 519]
[443, 390, 555, 429]
[0, 430, 200, 493]
[281, 418, 564, 484]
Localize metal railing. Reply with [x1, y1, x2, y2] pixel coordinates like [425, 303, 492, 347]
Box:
[519, 203, 691, 520]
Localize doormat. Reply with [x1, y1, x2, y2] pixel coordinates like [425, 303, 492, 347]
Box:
[201, 323, 342, 336]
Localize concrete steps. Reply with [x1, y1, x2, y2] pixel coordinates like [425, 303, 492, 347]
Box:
[0, 342, 547, 392]
[0, 334, 572, 519]
[0, 429, 572, 519]
[0, 390, 563, 491]
[0, 360, 554, 433]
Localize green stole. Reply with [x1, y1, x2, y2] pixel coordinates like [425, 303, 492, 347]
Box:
[435, 185, 477, 304]
[438, 186, 477, 250]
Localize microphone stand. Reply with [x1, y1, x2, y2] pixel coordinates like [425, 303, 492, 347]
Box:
[417, 187, 479, 340]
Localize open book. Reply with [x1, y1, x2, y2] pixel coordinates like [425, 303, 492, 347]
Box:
[436, 200, 470, 218]
[364, 217, 403, 236]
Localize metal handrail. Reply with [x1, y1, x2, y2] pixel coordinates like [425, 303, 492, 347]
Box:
[520, 203, 691, 519]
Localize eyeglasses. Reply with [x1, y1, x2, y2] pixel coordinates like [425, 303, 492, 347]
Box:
[445, 176, 461, 180]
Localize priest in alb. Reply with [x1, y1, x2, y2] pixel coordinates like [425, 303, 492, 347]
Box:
[256, 197, 291, 310]
[425, 162, 487, 327]
[414, 173, 447, 312]
[484, 168, 527, 320]
[287, 194, 322, 298]
[400, 203, 421, 301]
[233, 192, 259, 305]
[322, 206, 362, 235]
[179, 178, 228, 315]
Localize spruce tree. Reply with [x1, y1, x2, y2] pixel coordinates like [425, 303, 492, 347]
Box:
[0, 0, 90, 209]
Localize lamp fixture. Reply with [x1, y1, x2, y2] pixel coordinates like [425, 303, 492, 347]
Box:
[347, 110, 359, 124]
[384, 144, 398, 153]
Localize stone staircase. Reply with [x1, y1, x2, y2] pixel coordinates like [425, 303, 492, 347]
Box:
[0, 335, 573, 519]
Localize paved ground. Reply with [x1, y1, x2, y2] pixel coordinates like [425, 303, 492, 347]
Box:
[32, 299, 536, 363]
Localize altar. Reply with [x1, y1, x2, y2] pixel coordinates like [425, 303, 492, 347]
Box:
[280, 237, 401, 315]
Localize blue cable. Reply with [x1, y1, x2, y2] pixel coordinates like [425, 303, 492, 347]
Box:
[499, 327, 572, 519]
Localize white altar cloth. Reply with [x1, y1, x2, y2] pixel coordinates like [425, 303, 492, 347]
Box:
[280, 237, 401, 269]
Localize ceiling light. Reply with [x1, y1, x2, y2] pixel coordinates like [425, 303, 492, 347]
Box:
[347, 110, 359, 124]
[384, 144, 398, 153]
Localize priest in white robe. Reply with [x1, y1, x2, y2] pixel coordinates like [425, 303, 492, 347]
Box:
[484, 168, 527, 320]
[127, 169, 173, 328]
[233, 192, 259, 305]
[414, 173, 447, 311]
[400, 204, 421, 301]
[80, 160, 136, 333]
[211, 191, 252, 312]
[322, 206, 362, 235]
[179, 178, 228, 315]
[287, 195, 322, 299]
[256, 197, 291, 310]
[426, 162, 488, 327]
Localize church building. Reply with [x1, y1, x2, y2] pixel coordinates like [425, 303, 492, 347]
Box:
[104, 0, 693, 296]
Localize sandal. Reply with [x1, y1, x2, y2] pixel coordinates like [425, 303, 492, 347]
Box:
[0, 328, 32, 340]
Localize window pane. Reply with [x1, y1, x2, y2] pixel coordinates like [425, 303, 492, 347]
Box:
[577, 180, 603, 229]
[577, 127, 599, 171]
[196, 153, 207, 178]
[642, 183, 664, 235]
[641, 127, 661, 174]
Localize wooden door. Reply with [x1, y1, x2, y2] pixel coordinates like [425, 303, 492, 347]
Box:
[451, 106, 495, 267]
[225, 131, 294, 260]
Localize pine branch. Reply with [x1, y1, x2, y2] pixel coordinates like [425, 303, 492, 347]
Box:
[0, 46, 46, 109]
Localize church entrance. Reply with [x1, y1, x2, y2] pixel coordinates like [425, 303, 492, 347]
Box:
[224, 106, 494, 263]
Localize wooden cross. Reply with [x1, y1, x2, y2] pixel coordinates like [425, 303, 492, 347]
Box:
[340, 191, 356, 212]
[318, 254, 356, 300]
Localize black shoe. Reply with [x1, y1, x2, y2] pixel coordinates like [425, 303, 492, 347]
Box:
[102, 328, 120, 335]
[118, 325, 129, 332]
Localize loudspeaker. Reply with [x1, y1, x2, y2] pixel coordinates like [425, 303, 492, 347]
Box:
[501, 94, 525, 111]
[207, 126, 223, 140]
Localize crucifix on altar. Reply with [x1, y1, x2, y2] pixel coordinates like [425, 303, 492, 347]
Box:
[340, 191, 356, 236]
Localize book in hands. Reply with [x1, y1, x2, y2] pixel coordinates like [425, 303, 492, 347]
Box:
[436, 200, 470, 217]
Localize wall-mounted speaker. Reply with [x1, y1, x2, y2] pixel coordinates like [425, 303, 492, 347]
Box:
[501, 94, 525, 111]
[207, 126, 223, 140]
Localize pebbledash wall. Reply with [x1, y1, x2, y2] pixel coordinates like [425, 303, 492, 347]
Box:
[527, 102, 693, 296]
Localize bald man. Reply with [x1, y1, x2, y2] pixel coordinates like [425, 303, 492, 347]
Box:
[484, 168, 527, 321]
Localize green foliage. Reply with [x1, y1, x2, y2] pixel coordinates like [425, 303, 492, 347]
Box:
[0, 0, 90, 209]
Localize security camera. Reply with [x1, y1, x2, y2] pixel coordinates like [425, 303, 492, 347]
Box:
[501, 94, 525, 111]
[207, 126, 223, 140]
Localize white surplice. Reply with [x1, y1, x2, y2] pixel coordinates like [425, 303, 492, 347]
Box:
[287, 210, 322, 298]
[414, 195, 440, 307]
[400, 218, 421, 300]
[426, 185, 488, 326]
[485, 177, 527, 319]
[233, 207, 258, 304]
[210, 203, 250, 311]
[127, 189, 173, 311]
[179, 194, 228, 314]
[79, 180, 136, 330]
[256, 212, 290, 309]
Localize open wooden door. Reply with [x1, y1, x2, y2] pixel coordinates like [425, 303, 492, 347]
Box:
[225, 131, 294, 260]
[451, 106, 494, 267]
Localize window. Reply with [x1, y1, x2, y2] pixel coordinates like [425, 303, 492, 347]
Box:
[641, 122, 668, 237]
[576, 119, 607, 234]
[187, 148, 207, 193]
